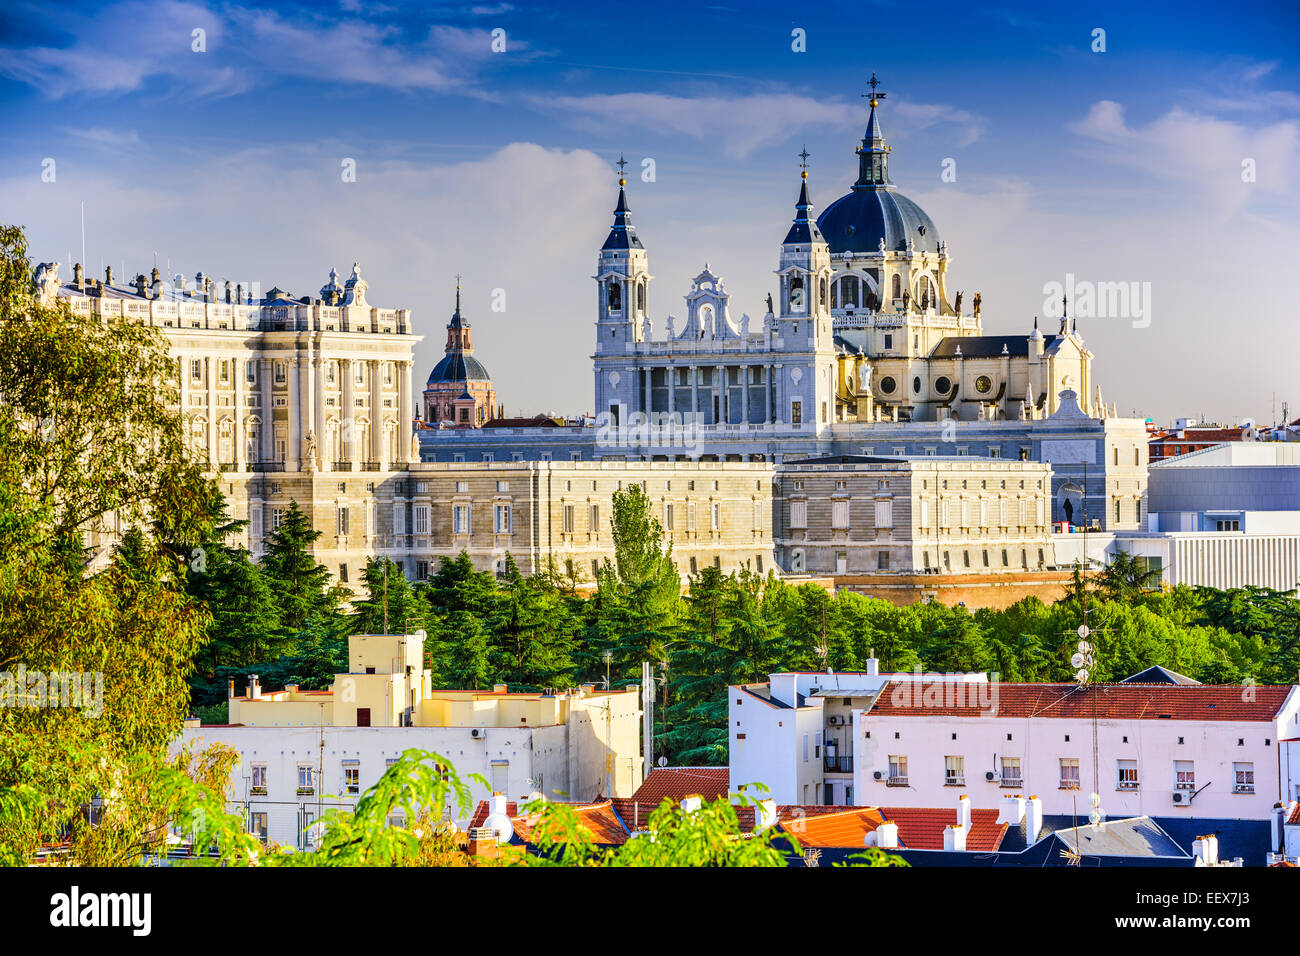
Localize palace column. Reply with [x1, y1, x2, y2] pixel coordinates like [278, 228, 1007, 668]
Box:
[234, 355, 245, 471]
[741, 364, 750, 424]
[287, 357, 302, 472]
[399, 360, 414, 465]
[205, 356, 216, 465]
[313, 355, 326, 470]
[342, 358, 358, 469]
[370, 359, 382, 465]
[259, 358, 273, 463]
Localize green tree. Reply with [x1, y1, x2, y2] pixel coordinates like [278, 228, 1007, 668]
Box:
[260, 500, 340, 629]
[353, 556, 426, 636]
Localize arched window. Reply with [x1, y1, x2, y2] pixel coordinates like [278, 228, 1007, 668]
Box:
[789, 275, 804, 310]
[830, 280, 840, 309]
[842, 275, 860, 308]
[819, 277, 828, 307]
[636, 281, 646, 312]
[891, 274, 901, 299]
[608, 280, 621, 312]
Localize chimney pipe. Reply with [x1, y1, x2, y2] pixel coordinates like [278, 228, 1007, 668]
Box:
[249, 673, 261, 700]
[997, 793, 1025, 826]
[957, 793, 971, 832]
[944, 823, 967, 852]
[227, 678, 235, 701]
[680, 795, 703, 814]
[874, 821, 899, 848]
[491, 791, 507, 816]
[756, 799, 777, 831]
[1025, 794, 1043, 842]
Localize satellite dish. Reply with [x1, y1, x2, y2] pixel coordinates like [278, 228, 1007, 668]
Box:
[483, 811, 514, 845]
[1077, 625, 1090, 639]
[1070, 653, 1086, 669]
[1089, 810, 1102, 826]
[1077, 640, 1091, 654]
[657, 756, 668, 767]
[1089, 792, 1101, 808]
[1075, 669, 1089, 683]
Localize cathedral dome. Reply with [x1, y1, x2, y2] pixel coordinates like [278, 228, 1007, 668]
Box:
[816, 84, 942, 257]
[427, 351, 491, 384]
[816, 188, 940, 256]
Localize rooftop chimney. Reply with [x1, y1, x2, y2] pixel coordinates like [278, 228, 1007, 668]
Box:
[249, 674, 261, 700]
[227, 677, 235, 701]
[105, 265, 114, 286]
[997, 793, 1025, 826]
[944, 823, 967, 852]
[680, 795, 703, 814]
[1025, 794, 1043, 842]
[864, 654, 879, 678]
[957, 794, 971, 832]
[74, 262, 84, 291]
[756, 799, 777, 831]
[1193, 834, 1219, 866]
[491, 791, 507, 817]
[493, 683, 508, 694]
[874, 821, 899, 848]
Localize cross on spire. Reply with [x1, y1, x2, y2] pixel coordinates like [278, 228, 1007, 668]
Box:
[863, 71, 887, 107]
[615, 154, 628, 184]
[798, 145, 811, 170]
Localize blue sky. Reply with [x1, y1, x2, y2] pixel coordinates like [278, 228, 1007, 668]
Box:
[1, 0, 1297, 423]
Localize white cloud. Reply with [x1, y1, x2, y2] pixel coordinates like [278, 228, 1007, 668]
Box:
[0, 0, 523, 99]
[1069, 99, 1299, 214]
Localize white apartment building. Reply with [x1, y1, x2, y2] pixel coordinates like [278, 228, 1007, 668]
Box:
[176, 632, 644, 848]
[730, 669, 1300, 824]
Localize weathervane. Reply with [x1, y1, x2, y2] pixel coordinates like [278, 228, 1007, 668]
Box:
[798, 146, 811, 170]
[616, 154, 628, 183]
[863, 71, 887, 107]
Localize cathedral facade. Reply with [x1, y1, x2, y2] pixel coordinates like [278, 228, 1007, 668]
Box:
[423, 87, 1146, 536]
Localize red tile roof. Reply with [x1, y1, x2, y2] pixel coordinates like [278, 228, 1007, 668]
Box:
[869, 682, 1293, 721]
[468, 799, 630, 845]
[630, 767, 730, 805]
[1288, 804, 1300, 826]
[782, 808, 888, 848]
[880, 807, 1007, 852]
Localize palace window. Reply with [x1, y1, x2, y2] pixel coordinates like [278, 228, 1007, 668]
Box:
[454, 505, 471, 535]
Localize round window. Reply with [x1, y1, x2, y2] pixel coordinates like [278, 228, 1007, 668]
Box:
[976, 375, 992, 394]
[935, 376, 952, 394]
[844, 224, 856, 237]
[879, 376, 896, 394]
[912, 376, 921, 394]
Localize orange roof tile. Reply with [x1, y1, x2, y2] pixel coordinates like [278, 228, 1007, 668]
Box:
[781, 808, 888, 848]
[468, 799, 629, 846]
[879, 807, 1008, 852]
[1288, 804, 1300, 826]
[870, 682, 1292, 722]
[631, 767, 730, 805]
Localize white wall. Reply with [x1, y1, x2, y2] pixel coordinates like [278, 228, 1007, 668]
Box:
[177, 723, 595, 846]
[851, 693, 1299, 822]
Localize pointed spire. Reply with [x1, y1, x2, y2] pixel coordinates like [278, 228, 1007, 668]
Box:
[783, 147, 824, 245]
[855, 72, 892, 188]
[448, 274, 468, 329]
[602, 154, 644, 251]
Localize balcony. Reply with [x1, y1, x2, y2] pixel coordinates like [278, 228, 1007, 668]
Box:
[1000, 776, 1023, 788]
[362, 461, 381, 472]
[332, 461, 353, 472]
[296, 787, 315, 796]
[824, 755, 853, 774]
[250, 786, 267, 797]
[886, 775, 908, 787]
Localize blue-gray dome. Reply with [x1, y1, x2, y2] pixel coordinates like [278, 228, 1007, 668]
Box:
[427, 352, 491, 384]
[816, 187, 940, 256]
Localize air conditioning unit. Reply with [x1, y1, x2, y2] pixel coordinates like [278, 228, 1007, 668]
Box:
[828, 715, 844, 726]
[809, 686, 821, 696]
[1171, 790, 1186, 803]
[873, 770, 883, 781]
[471, 727, 485, 739]
[985, 771, 996, 782]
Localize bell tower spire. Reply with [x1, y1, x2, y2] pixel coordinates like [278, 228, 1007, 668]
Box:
[855, 72, 892, 188]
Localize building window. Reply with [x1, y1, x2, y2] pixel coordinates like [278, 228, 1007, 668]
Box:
[245, 361, 256, 384]
[454, 504, 471, 535]
[832, 499, 849, 529]
[875, 500, 893, 529]
[887, 756, 907, 786]
[1174, 760, 1195, 791]
[877, 551, 890, 571]
[338, 563, 348, 583]
[1233, 762, 1254, 794]
[711, 502, 721, 531]
[249, 812, 268, 841]
[494, 503, 511, 534]
[250, 764, 267, 796]
[1117, 759, 1139, 790]
[1001, 757, 1022, 788]
[563, 504, 575, 534]
[191, 359, 202, 382]
[274, 361, 286, 384]
[1059, 758, 1080, 790]
[790, 499, 807, 529]
[664, 502, 674, 531]
[297, 764, 315, 796]
[944, 755, 964, 787]
[412, 504, 430, 535]
[344, 763, 360, 795]
[790, 400, 802, 425]
[337, 506, 349, 535]
[589, 504, 600, 534]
